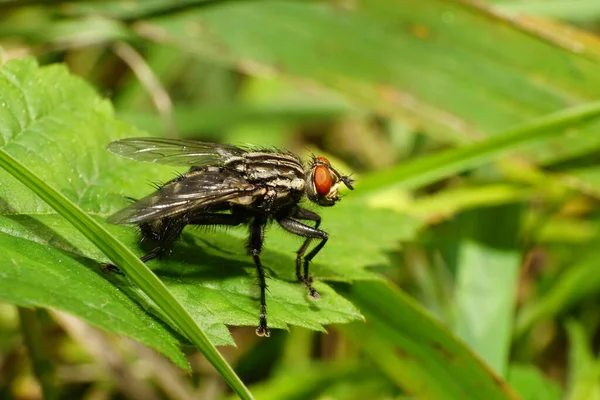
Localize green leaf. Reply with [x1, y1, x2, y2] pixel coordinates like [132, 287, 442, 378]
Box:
[140, 227, 365, 332]
[119, 98, 354, 138]
[507, 364, 562, 400]
[0, 213, 232, 344]
[17, 308, 57, 400]
[339, 280, 519, 400]
[452, 205, 521, 375]
[515, 243, 600, 338]
[531, 214, 598, 244]
[0, 227, 187, 366]
[0, 56, 410, 342]
[0, 58, 187, 367]
[139, 0, 600, 163]
[250, 204, 422, 282]
[565, 320, 600, 400]
[234, 363, 386, 400]
[566, 167, 600, 197]
[0, 57, 253, 399]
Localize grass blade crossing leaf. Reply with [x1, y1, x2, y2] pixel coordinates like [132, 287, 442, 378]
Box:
[0, 57, 254, 400]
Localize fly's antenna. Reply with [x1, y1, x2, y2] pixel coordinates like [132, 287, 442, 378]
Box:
[341, 175, 355, 190]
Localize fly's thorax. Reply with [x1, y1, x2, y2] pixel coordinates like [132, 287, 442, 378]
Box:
[224, 150, 306, 192]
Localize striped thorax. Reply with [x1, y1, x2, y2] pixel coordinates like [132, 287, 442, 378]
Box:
[225, 151, 306, 195]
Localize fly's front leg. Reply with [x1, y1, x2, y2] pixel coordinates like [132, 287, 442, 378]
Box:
[248, 218, 270, 337]
[277, 215, 328, 299]
[291, 208, 321, 290]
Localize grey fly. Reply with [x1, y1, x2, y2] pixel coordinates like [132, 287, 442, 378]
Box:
[105, 137, 354, 337]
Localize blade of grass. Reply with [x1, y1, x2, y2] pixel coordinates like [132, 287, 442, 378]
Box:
[339, 280, 519, 399]
[497, 1, 600, 22]
[0, 148, 254, 400]
[565, 320, 600, 400]
[452, 205, 521, 376]
[355, 101, 600, 194]
[17, 308, 57, 400]
[507, 364, 562, 400]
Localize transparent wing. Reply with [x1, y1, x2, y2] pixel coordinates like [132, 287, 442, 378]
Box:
[107, 170, 260, 225]
[107, 137, 246, 166]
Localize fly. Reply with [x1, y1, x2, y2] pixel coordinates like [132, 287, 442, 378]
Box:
[105, 137, 354, 337]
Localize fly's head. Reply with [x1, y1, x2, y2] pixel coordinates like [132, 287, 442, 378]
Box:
[305, 156, 354, 206]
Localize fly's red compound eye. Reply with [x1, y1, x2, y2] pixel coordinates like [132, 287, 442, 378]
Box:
[314, 165, 333, 195]
[316, 156, 330, 165]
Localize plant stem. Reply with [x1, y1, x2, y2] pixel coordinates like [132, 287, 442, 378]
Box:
[17, 308, 57, 400]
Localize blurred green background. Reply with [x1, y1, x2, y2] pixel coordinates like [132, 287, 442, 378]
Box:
[1, 0, 600, 399]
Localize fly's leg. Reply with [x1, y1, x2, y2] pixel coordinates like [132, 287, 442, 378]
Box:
[277, 214, 328, 300]
[248, 218, 270, 337]
[289, 208, 321, 297]
[102, 213, 246, 275]
[100, 263, 124, 275]
[194, 213, 270, 336]
[140, 251, 160, 263]
[101, 247, 162, 275]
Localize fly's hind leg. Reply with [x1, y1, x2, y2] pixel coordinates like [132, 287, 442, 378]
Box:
[278, 209, 327, 300]
[102, 213, 247, 274]
[100, 263, 125, 275]
[101, 218, 185, 275]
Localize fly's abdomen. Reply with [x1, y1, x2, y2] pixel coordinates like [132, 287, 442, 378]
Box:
[139, 217, 186, 248]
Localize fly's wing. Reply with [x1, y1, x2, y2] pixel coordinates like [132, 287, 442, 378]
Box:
[107, 137, 246, 166]
[107, 170, 260, 225]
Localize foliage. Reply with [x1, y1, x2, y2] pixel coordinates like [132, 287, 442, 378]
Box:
[1, 0, 600, 399]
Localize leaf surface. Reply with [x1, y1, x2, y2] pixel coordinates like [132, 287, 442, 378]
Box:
[0, 57, 414, 348]
[141, 0, 600, 163]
